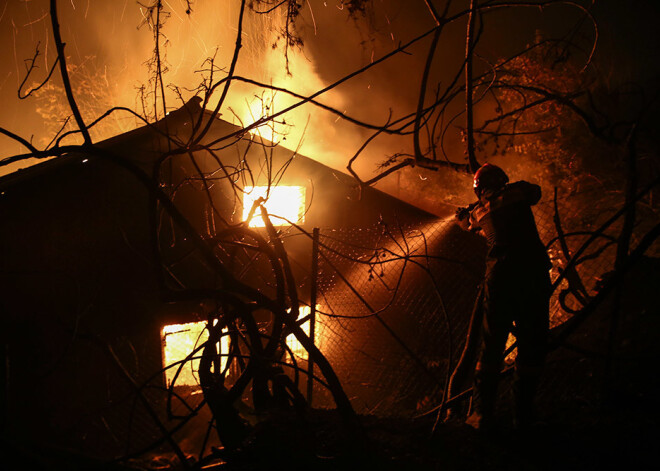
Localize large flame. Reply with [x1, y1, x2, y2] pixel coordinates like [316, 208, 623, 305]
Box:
[242, 185, 306, 227]
[1, 1, 350, 173]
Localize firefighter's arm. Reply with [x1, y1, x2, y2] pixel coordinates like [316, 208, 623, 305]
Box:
[455, 212, 471, 231]
[514, 181, 542, 205]
[455, 202, 480, 232]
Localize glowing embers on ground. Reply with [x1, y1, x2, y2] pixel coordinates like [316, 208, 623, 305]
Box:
[242, 185, 306, 227]
[161, 321, 229, 387]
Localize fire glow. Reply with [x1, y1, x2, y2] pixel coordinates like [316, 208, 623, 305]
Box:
[242, 185, 306, 227]
[161, 321, 229, 387]
[286, 305, 321, 361]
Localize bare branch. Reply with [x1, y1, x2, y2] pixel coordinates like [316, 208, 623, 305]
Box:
[464, 0, 480, 172]
[0, 127, 39, 155]
[50, 0, 91, 145]
[17, 42, 60, 100]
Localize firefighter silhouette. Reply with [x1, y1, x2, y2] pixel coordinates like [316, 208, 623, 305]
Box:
[455, 163, 552, 430]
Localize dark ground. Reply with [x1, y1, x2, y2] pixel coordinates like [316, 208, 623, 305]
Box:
[9, 317, 656, 471]
[131, 257, 660, 471]
[3, 260, 659, 471]
[4, 394, 658, 471]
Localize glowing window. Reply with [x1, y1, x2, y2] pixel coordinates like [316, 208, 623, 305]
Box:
[242, 185, 305, 227]
[286, 305, 322, 361]
[161, 321, 228, 387]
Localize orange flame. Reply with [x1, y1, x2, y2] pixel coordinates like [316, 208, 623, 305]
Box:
[243, 185, 306, 227]
[161, 321, 229, 387]
[285, 305, 322, 361]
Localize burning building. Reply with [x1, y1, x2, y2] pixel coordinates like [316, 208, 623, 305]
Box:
[0, 98, 491, 459]
[1, 94, 656, 471]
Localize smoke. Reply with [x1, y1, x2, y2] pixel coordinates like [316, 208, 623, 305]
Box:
[0, 1, 490, 188]
[1, 0, 625, 213]
[0, 1, 384, 174]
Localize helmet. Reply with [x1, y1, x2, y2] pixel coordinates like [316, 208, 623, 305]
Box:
[473, 163, 509, 197]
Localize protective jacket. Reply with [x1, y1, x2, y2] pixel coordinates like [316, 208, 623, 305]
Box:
[465, 180, 552, 429]
[468, 180, 550, 271]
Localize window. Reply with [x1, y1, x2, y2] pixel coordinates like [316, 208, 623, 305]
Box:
[285, 305, 321, 361]
[242, 185, 306, 227]
[161, 321, 228, 387]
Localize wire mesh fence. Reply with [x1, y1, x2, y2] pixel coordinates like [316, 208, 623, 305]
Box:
[9, 185, 655, 460]
[83, 184, 656, 459]
[304, 187, 657, 418]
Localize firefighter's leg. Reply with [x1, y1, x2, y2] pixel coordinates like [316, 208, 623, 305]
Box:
[447, 284, 484, 420]
[467, 354, 502, 430]
[466, 281, 511, 430]
[513, 271, 550, 429]
[512, 363, 543, 429]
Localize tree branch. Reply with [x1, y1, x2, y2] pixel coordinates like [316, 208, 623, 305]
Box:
[50, 0, 91, 146]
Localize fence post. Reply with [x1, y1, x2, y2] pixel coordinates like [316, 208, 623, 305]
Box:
[307, 227, 320, 406]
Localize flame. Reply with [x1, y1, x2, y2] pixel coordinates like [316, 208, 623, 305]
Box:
[243, 185, 306, 227]
[226, 33, 356, 170]
[504, 332, 517, 364]
[242, 93, 281, 144]
[285, 305, 322, 361]
[161, 321, 229, 387]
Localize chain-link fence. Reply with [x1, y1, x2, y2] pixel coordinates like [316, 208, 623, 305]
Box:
[303, 187, 657, 418]
[5, 183, 655, 461]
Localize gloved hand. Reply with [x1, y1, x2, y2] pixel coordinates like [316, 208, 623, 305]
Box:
[455, 206, 471, 221]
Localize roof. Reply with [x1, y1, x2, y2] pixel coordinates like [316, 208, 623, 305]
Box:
[0, 98, 437, 227]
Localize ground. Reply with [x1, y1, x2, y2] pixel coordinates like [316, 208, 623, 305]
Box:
[3, 259, 659, 470]
[121, 260, 660, 471]
[113, 393, 658, 471]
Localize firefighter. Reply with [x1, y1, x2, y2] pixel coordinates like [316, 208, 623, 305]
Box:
[455, 163, 552, 431]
